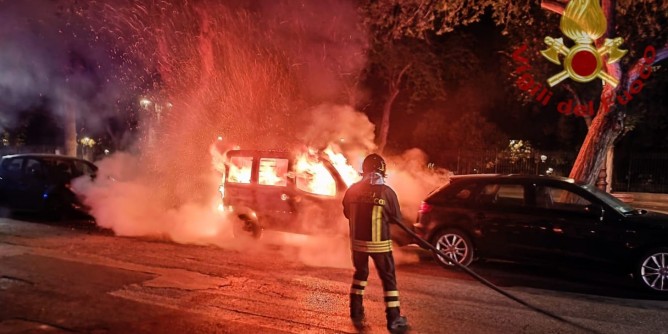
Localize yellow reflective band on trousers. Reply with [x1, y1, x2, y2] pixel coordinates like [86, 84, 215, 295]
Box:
[353, 279, 368, 287]
[372, 205, 382, 241]
[351, 288, 365, 295]
[384, 290, 399, 297]
[386, 301, 400, 308]
[351, 240, 392, 253]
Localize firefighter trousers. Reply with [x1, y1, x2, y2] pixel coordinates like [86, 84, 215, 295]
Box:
[350, 251, 401, 321]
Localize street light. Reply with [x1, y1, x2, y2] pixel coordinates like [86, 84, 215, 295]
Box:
[536, 154, 548, 175]
[140, 98, 152, 109]
[80, 136, 96, 147]
[79, 137, 96, 160]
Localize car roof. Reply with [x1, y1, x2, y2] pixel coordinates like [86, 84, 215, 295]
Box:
[450, 173, 577, 184]
[1, 153, 94, 163]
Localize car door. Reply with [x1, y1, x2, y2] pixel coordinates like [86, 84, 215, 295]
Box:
[254, 156, 297, 231]
[533, 182, 623, 266]
[0, 157, 25, 207]
[223, 154, 256, 212]
[291, 157, 341, 234]
[13, 158, 48, 211]
[474, 180, 555, 261]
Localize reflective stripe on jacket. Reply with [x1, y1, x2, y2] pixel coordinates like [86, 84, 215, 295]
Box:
[343, 173, 402, 253]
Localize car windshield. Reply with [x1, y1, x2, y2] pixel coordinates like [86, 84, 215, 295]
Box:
[583, 185, 635, 214]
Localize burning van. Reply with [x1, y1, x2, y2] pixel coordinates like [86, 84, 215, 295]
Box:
[219, 149, 353, 239]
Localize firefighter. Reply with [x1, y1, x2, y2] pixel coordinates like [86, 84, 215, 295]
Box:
[342, 153, 408, 332]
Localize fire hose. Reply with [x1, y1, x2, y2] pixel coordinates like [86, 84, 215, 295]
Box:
[392, 221, 600, 334]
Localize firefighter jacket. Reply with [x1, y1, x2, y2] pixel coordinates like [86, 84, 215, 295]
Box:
[343, 172, 402, 253]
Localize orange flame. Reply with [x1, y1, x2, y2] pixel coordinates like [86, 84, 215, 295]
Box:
[214, 142, 362, 199]
[323, 144, 361, 187]
[258, 158, 288, 186]
[227, 156, 252, 184]
[295, 151, 337, 197]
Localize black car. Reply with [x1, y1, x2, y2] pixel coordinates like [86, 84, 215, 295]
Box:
[0, 154, 97, 219]
[220, 149, 348, 239]
[414, 174, 668, 293]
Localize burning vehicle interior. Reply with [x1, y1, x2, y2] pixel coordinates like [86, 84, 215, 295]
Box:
[219, 148, 353, 239]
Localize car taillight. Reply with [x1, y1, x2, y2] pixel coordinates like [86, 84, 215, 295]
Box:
[419, 201, 433, 214]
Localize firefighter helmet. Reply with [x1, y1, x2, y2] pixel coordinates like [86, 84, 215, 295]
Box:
[362, 153, 386, 176]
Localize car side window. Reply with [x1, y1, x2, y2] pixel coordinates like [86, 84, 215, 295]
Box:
[258, 158, 288, 187]
[226, 156, 253, 184]
[536, 186, 591, 211]
[478, 183, 525, 207]
[24, 159, 43, 178]
[2, 158, 23, 172]
[53, 160, 74, 180]
[441, 182, 477, 204]
[72, 161, 96, 177]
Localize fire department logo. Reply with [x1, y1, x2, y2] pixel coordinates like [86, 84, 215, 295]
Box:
[540, 0, 627, 87]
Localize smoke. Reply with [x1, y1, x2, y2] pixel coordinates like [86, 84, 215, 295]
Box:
[386, 149, 453, 223]
[65, 1, 375, 267]
[0, 0, 141, 143]
[71, 153, 234, 244]
[300, 104, 377, 152]
[74, 104, 448, 268]
[2, 0, 450, 269]
[0, 2, 55, 129]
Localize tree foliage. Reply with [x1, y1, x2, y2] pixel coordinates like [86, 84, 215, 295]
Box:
[360, 1, 483, 152]
[361, 0, 668, 183]
[360, 0, 538, 39]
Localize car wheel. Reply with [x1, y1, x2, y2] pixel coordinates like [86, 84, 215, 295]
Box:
[232, 214, 263, 240]
[431, 228, 474, 269]
[635, 247, 668, 293]
[43, 196, 66, 221]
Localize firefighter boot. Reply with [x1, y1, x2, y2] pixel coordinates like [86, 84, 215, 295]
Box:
[350, 294, 365, 327]
[386, 308, 408, 333]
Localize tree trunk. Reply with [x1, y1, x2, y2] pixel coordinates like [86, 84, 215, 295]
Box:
[377, 86, 399, 153]
[546, 0, 622, 186]
[63, 97, 78, 157]
[605, 145, 614, 192]
[377, 63, 411, 153]
[568, 85, 621, 185]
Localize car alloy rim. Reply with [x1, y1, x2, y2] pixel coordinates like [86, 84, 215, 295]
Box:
[640, 252, 668, 291]
[435, 233, 468, 265]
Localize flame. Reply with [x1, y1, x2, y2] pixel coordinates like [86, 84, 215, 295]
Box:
[295, 151, 337, 197]
[560, 0, 607, 43]
[258, 158, 288, 186]
[323, 144, 361, 187]
[227, 156, 252, 183]
[213, 142, 363, 199]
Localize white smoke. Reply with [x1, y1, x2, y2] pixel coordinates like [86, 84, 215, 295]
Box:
[0, 0, 143, 152]
[73, 104, 451, 268]
[71, 152, 234, 245]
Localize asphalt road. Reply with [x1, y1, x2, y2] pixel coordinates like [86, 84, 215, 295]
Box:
[1, 218, 667, 334]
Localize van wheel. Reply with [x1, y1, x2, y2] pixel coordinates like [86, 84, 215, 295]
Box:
[431, 228, 474, 269]
[233, 215, 262, 240]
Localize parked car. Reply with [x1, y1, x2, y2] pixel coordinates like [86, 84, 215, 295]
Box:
[0, 154, 97, 219]
[414, 174, 668, 293]
[220, 149, 348, 239]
